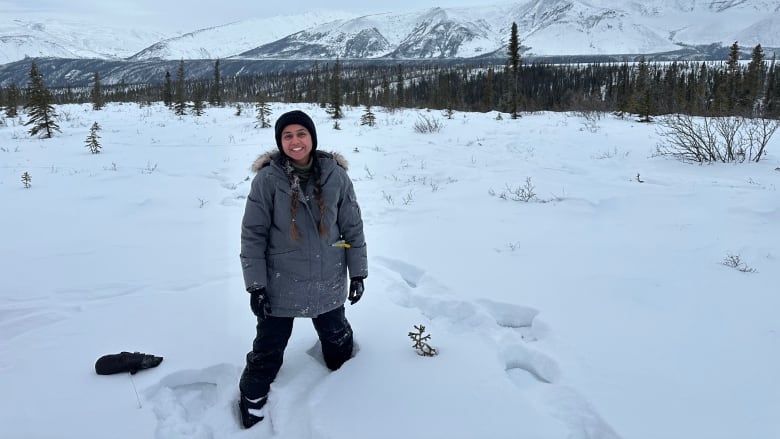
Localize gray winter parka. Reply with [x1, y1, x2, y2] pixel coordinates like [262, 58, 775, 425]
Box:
[240, 150, 368, 318]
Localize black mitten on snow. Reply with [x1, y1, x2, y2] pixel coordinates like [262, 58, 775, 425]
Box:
[95, 351, 163, 375]
[348, 277, 365, 305]
[249, 287, 270, 319]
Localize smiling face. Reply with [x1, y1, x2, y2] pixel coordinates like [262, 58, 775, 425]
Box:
[280, 124, 314, 166]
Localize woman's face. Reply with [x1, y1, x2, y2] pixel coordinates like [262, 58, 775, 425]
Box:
[280, 124, 313, 166]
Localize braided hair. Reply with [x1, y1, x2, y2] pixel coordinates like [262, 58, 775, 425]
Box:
[282, 155, 328, 240]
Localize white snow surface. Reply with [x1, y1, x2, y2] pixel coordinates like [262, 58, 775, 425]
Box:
[1, 103, 779, 439]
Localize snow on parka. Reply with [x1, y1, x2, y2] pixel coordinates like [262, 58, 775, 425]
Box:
[240, 150, 368, 318]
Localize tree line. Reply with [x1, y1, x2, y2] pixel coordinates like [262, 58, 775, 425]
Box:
[3, 40, 778, 133]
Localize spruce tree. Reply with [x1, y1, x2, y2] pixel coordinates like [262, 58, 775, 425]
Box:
[174, 60, 187, 116]
[85, 122, 101, 153]
[507, 22, 521, 119]
[631, 57, 654, 122]
[764, 54, 777, 117]
[4, 84, 19, 118]
[327, 59, 343, 119]
[22, 171, 32, 188]
[360, 105, 376, 127]
[395, 64, 404, 108]
[91, 71, 104, 110]
[192, 84, 205, 116]
[744, 44, 765, 113]
[208, 59, 222, 107]
[23, 62, 60, 138]
[717, 41, 741, 113]
[483, 68, 495, 112]
[254, 94, 272, 128]
[162, 71, 173, 107]
[310, 62, 321, 105]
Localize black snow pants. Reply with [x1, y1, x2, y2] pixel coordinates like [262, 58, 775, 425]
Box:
[239, 305, 354, 400]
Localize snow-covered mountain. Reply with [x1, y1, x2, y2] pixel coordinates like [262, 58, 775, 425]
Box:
[1, 0, 778, 66]
[0, 18, 170, 62]
[126, 12, 356, 61]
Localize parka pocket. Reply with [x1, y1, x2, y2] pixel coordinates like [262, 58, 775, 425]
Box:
[268, 249, 311, 282]
[322, 245, 347, 279]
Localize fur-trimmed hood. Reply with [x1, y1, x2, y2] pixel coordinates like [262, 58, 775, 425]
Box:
[251, 150, 349, 173]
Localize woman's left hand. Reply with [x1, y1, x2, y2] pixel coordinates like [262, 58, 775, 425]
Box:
[348, 277, 365, 305]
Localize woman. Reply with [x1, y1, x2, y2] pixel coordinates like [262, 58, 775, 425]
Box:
[238, 110, 368, 428]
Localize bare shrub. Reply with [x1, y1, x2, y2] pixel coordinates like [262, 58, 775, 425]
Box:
[413, 114, 443, 133]
[656, 114, 777, 163]
[497, 177, 537, 202]
[721, 254, 757, 273]
[744, 117, 780, 162]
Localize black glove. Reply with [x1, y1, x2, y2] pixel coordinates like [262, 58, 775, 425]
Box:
[95, 351, 163, 375]
[249, 287, 270, 319]
[348, 277, 365, 305]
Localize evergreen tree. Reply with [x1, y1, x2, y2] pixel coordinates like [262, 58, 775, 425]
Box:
[85, 121, 102, 153]
[23, 61, 60, 138]
[91, 71, 104, 110]
[395, 64, 405, 108]
[695, 62, 709, 114]
[483, 68, 495, 112]
[174, 60, 187, 116]
[4, 84, 19, 118]
[507, 22, 521, 119]
[191, 84, 205, 116]
[764, 53, 778, 117]
[327, 59, 343, 119]
[208, 59, 223, 107]
[744, 44, 765, 113]
[254, 94, 272, 128]
[310, 62, 322, 105]
[360, 105, 376, 127]
[631, 57, 654, 122]
[718, 41, 741, 113]
[162, 71, 173, 107]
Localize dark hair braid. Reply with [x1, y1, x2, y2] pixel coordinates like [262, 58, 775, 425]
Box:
[312, 159, 327, 238]
[283, 157, 303, 240]
[284, 155, 327, 240]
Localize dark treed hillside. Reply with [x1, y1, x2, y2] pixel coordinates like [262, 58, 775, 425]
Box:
[2, 44, 779, 119]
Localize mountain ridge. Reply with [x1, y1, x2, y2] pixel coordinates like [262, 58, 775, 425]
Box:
[1, 0, 778, 66]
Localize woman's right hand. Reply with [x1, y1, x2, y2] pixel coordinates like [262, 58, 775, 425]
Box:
[249, 288, 270, 318]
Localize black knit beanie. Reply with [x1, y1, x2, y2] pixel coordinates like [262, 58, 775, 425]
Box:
[274, 110, 318, 153]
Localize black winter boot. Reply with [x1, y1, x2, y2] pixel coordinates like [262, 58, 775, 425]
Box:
[238, 393, 267, 428]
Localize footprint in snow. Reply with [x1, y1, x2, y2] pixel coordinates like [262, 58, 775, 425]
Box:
[375, 256, 619, 438]
[145, 363, 249, 439]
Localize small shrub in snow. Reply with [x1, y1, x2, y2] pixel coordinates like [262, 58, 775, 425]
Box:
[363, 165, 374, 180]
[721, 254, 757, 273]
[494, 177, 537, 202]
[141, 162, 158, 174]
[408, 324, 438, 357]
[414, 115, 443, 133]
[21, 171, 31, 188]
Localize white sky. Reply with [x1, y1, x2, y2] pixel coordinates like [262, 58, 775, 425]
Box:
[0, 0, 493, 31]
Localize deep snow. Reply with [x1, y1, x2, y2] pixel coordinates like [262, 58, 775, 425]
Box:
[1, 102, 778, 439]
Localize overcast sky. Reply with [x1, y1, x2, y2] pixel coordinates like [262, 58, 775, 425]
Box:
[1, 0, 494, 31]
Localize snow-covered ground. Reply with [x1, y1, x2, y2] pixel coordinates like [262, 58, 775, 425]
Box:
[1, 103, 778, 439]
